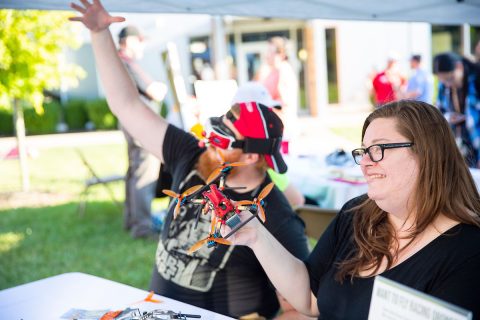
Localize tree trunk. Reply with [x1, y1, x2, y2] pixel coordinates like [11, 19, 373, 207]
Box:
[13, 99, 30, 192]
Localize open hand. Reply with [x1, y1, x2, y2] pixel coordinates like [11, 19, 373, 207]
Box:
[69, 0, 125, 31]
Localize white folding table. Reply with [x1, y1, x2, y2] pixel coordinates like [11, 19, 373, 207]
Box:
[0, 272, 235, 319]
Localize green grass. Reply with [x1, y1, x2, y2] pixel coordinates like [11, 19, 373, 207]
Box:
[0, 144, 126, 194]
[0, 143, 158, 290]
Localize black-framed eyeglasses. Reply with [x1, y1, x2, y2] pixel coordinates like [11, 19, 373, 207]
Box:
[351, 142, 414, 165]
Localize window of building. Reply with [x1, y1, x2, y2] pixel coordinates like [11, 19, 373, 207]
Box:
[188, 24, 311, 114]
[431, 25, 462, 56]
[189, 36, 212, 87]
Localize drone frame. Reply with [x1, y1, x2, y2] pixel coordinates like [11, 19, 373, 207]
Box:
[162, 149, 274, 254]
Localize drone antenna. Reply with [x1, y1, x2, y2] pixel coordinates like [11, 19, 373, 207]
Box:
[193, 205, 202, 229]
[219, 174, 226, 189]
[222, 186, 247, 191]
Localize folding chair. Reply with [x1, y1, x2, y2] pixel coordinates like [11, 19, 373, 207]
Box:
[293, 205, 338, 240]
[76, 149, 124, 216]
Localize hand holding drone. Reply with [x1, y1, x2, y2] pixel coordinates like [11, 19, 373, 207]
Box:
[162, 149, 274, 254]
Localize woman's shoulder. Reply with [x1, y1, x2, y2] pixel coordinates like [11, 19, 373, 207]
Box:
[323, 195, 369, 239]
[436, 223, 480, 262]
[337, 194, 369, 218]
[343, 194, 369, 208]
[446, 222, 480, 238]
[447, 223, 480, 244]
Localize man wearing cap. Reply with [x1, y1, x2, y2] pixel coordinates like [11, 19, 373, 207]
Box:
[149, 101, 309, 319]
[117, 25, 168, 238]
[433, 52, 480, 168]
[69, 2, 310, 319]
[233, 82, 306, 208]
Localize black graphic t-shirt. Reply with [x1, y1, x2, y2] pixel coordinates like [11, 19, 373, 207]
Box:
[150, 125, 309, 319]
[306, 195, 480, 320]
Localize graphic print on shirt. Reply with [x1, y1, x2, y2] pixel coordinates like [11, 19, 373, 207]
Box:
[155, 172, 234, 292]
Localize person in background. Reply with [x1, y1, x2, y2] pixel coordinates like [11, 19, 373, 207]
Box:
[433, 52, 480, 168]
[256, 36, 299, 153]
[232, 81, 305, 208]
[224, 100, 480, 319]
[371, 54, 406, 106]
[69, 2, 311, 319]
[116, 25, 168, 239]
[402, 54, 433, 103]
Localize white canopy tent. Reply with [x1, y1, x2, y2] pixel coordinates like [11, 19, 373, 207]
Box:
[2, 0, 478, 114]
[1, 0, 479, 24]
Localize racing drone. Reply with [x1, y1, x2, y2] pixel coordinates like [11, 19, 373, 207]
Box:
[162, 149, 274, 254]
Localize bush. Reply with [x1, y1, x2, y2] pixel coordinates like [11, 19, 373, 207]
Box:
[24, 100, 61, 135]
[85, 99, 118, 130]
[0, 107, 14, 136]
[64, 98, 88, 130]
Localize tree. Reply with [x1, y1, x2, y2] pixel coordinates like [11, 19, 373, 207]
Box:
[0, 9, 85, 191]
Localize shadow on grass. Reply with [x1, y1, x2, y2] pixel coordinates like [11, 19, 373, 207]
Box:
[0, 201, 158, 291]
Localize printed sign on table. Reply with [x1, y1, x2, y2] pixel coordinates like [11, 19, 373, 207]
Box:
[368, 276, 472, 320]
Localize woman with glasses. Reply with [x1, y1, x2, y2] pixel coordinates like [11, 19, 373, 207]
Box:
[226, 100, 480, 319]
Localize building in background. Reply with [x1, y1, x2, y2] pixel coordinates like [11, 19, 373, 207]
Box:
[65, 14, 480, 118]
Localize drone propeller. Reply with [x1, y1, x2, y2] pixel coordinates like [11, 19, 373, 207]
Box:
[130, 291, 162, 305]
[143, 291, 162, 303]
[202, 148, 247, 186]
[236, 182, 274, 223]
[187, 234, 231, 254]
[188, 215, 231, 254]
[258, 182, 275, 200]
[206, 161, 247, 185]
[162, 184, 203, 219]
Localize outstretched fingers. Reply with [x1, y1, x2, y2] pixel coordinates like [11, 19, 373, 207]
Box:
[70, 2, 86, 14]
[68, 16, 83, 22]
[79, 0, 91, 8]
[111, 16, 126, 23]
[69, 0, 126, 30]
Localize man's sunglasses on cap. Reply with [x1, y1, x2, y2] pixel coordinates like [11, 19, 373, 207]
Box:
[202, 116, 238, 150]
[201, 114, 282, 155]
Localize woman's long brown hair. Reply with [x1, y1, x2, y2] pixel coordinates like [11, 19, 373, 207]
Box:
[336, 100, 480, 282]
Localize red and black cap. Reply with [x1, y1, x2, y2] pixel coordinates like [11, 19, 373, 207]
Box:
[227, 102, 287, 174]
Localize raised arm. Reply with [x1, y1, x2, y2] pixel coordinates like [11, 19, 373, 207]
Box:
[225, 213, 320, 317]
[69, 0, 168, 162]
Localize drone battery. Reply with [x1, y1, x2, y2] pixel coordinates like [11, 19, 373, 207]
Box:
[226, 214, 242, 229]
